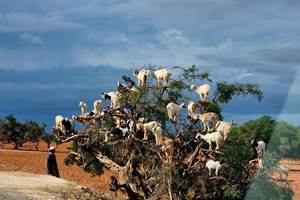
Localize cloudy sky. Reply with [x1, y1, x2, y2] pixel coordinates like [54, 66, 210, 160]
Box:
[0, 0, 299, 128]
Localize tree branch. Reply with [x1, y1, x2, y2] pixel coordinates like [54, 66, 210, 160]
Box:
[60, 134, 89, 143]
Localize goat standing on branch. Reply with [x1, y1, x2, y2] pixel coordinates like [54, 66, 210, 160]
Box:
[93, 99, 103, 116]
[196, 131, 223, 150]
[153, 126, 163, 145]
[133, 69, 151, 87]
[215, 120, 237, 141]
[190, 83, 211, 102]
[206, 159, 225, 176]
[251, 139, 265, 159]
[55, 115, 64, 130]
[151, 68, 171, 87]
[118, 120, 135, 138]
[101, 91, 121, 109]
[54, 115, 75, 137]
[136, 121, 162, 141]
[251, 139, 266, 169]
[79, 101, 89, 117]
[166, 102, 186, 123]
[192, 112, 219, 132]
[187, 101, 198, 117]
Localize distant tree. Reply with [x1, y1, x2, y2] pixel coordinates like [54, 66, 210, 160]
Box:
[0, 115, 47, 150]
[229, 116, 276, 144]
[0, 117, 6, 148]
[268, 121, 300, 159]
[230, 116, 300, 160]
[24, 121, 46, 150]
[3, 115, 25, 149]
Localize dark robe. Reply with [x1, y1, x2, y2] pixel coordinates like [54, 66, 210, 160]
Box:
[46, 152, 60, 177]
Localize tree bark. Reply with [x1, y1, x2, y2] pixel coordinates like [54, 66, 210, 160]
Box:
[95, 151, 145, 199]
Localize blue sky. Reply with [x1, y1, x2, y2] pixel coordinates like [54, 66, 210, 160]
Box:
[0, 0, 299, 128]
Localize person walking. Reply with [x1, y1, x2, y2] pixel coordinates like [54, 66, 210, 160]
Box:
[46, 146, 60, 177]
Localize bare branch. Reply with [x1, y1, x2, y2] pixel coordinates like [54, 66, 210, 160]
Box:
[60, 134, 89, 143]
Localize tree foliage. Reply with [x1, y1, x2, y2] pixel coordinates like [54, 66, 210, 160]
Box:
[230, 116, 300, 160]
[214, 82, 263, 103]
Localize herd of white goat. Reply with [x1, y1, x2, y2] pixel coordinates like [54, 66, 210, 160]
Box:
[54, 68, 287, 178]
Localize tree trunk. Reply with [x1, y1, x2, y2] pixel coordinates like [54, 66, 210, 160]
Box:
[34, 141, 39, 151]
[96, 151, 145, 199]
[14, 141, 19, 149]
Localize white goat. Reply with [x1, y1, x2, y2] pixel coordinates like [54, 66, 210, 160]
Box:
[136, 121, 162, 140]
[193, 112, 219, 132]
[206, 159, 225, 176]
[79, 101, 89, 117]
[187, 101, 198, 116]
[55, 115, 64, 130]
[251, 139, 266, 159]
[151, 68, 171, 87]
[190, 83, 211, 102]
[133, 69, 152, 87]
[119, 120, 135, 138]
[102, 91, 120, 109]
[55, 115, 75, 134]
[166, 102, 186, 123]
[93, 99, 103, 116]
[153, 126, 163, 145]
[215, 120, 237, 141]
[196, 131, 223, 150]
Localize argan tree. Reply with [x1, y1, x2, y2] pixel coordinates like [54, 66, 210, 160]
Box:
[0, 115, 46, 150]
[24, 120, 47, 150]
[54, 65, 292, 199]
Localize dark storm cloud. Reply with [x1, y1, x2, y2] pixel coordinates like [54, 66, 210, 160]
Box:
[0, 66, 131, 127]
[255, 46, 300, 65]
[0, 0, 299, 124]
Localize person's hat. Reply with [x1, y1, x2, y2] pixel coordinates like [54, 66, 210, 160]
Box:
[49, 146, 55, 151]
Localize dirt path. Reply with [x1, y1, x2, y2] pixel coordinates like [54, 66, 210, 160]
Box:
[0, 172, 112, 200]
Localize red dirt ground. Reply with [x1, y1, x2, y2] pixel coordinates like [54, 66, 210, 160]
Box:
[0, 142, 120, 197]
[280, 160, 300, 200]
[1, 142, 300, 199]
